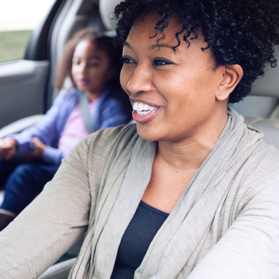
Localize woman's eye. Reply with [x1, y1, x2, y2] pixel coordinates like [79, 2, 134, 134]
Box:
[120, 57, 135, 64]
[153, 59, 173, 66]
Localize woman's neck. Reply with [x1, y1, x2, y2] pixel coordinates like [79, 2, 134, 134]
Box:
[157, 116, 228, 172]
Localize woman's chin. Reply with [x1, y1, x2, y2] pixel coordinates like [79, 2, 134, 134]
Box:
[136, 122, 162, 142]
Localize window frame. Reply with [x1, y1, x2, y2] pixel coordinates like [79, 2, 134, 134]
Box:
[24, 0, 66, 61]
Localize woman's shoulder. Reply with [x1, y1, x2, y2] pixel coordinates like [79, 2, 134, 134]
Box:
[233, 142, 279, 205]
[88, 123, 138, 149]
[71, 124, 138, 161]
[217, 142, 279, 232]
[64, 124, 138, 184]
[63, 124, 139, 196]
[249, 143, 279, 182]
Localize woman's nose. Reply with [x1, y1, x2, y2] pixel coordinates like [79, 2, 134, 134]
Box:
[126, 64, 153, 94]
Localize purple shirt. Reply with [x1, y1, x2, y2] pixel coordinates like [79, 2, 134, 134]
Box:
[9, 87, 131, 165]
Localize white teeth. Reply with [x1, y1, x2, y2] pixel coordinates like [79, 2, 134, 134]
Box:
[138, 103, 144, 111]
[133, 102, 157, 114]
[133, 102, 139, 111]
[143, 104, 149, 110]
[138, 110, 150, 115]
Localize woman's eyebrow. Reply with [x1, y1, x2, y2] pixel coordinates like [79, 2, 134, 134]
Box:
[150, 43, 177, 54]
[124, 41, 176, 53]
[123, 41, 132, 49]
[150, 43, 172, 50]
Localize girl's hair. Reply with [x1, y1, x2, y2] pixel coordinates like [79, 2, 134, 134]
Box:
[114, 0, 279, 103]
[53, 28, 123, 90]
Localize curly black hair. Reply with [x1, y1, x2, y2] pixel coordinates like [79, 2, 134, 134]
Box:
[114, 0, 279, 103]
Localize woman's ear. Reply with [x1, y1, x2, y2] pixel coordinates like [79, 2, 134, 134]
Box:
[216, 64, 243, 101]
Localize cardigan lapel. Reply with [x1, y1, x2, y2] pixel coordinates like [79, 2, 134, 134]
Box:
[90, 137, 156, 279]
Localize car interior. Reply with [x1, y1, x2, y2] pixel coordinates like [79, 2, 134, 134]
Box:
[1, 0, 279, 278]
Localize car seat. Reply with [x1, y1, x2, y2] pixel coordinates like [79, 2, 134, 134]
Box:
[232, 46, 279, 150]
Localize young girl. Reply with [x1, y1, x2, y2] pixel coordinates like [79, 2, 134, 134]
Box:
[0, 28, 131, 231]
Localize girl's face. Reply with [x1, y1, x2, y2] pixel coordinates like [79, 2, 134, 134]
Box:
[120, 10, 229, 144]
[71, 40, 111, 96]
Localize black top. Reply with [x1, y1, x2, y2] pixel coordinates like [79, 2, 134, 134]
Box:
[111, 201, 169, 279]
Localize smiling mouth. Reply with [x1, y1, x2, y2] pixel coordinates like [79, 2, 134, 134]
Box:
[131, 101, 159, 123]
[133, 102, 158, 115]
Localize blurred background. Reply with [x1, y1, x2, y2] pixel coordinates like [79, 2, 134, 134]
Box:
[0, 0, 55, 62]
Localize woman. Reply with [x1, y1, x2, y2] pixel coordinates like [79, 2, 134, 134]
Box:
[1, 0, 279, 278]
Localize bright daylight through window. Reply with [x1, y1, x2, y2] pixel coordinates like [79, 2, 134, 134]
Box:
[0, 0, 55, 63]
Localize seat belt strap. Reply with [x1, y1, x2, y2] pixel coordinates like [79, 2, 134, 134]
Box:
[78, 91, 96, 134]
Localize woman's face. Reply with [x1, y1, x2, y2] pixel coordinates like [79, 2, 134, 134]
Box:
[120, 10, 228, 143]
[71, 40, 111, 95]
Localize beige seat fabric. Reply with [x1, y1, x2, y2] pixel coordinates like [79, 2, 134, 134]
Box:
[230, 96, 278, 118]
[232, 46, 279, 118]
[238, 45, 279, 147]
[99, 0, 123, 30]
[244, 117, 279, 150]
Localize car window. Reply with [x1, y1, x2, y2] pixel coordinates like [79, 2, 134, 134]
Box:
[0, 0, 55, 63]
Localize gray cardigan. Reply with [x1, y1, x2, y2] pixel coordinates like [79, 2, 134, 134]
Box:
[1, 109, 279, 279]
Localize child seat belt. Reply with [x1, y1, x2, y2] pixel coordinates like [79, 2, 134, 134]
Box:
[78, 91, 97, 134]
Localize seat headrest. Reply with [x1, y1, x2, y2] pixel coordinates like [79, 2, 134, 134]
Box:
[250, 46, 279, 98]
[99, 0, 123, 30]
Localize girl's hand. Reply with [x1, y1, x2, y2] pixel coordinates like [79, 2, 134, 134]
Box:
[0, 138, 17, 160]
[25, 137, 46, 159]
